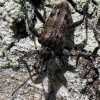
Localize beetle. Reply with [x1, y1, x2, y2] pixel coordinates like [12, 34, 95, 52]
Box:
[32, 1, 94, 73]
[12, 0, 98, 96]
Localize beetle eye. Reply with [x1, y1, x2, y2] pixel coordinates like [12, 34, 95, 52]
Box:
[41, 62, 47, 72]
[34, 61, 47, 73]
[34, 61, 41, 73]
[39, 47, 52, 60]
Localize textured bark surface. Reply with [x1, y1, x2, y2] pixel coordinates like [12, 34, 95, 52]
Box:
[0, 0, 100, 100]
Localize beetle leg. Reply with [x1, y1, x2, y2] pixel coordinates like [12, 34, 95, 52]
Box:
[68, 1, 87, 29]
[34, 9, 45, 24]
[25, 9, 41, 37]
[92, 0, 98, 6]
[67, 0, 96, 16]
[92, 26, 100, 58]
[68, 16, 85, 29]
[20, 0, 40, 49]
[87, 24, 100, 59]
[29, 26, 40, 37]
[62, 49, 72, 56]
[92, 26, 100, 44]
[74, 39, 87, 51]
[21, 1, 44, 37]
[92, 46, 100, 59]
[68, 0, 96, 29]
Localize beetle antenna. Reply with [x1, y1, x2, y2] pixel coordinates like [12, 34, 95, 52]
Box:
[40, 75, 47, 99]
[12, 73, 37, 96]
[20, 0, 39, 50]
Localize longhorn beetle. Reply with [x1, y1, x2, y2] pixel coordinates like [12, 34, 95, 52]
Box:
[33, 0, 95, 73]
[12, 0, 97, 96]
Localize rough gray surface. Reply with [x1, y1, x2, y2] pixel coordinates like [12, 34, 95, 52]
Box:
[0, 0, 100, 100]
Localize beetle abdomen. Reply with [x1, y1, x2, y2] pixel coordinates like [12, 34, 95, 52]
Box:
[38, 2, 73, 51]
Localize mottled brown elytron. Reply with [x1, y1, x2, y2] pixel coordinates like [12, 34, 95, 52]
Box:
[38, 2, 73, 53]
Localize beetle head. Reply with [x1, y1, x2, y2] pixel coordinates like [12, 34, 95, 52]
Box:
[34, 47, 52, 73]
